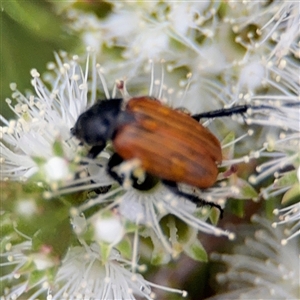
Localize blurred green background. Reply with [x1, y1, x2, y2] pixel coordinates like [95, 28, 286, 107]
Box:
[1, 1, 78, 118]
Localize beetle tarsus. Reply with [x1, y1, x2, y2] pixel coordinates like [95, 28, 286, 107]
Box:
[93, 184, 112, 194]
[162, 180, 224, 219]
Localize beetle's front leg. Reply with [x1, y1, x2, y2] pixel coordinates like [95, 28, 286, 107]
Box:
[87, 143, 106, 159]
[106, 153, 125, 185]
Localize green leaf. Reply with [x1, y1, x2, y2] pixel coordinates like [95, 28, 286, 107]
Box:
[184, 239, 208, 262]
[236, 177, 258, 199]
[53, 139, 65, 157]
[99, 242, 112, 263]
[209, 207, 221, 225]
[32, 156, 46, 166]
[150, 228, 172, 265]
[116, 237, 132, 259]
[228, 199, 245, 218]
[275, 170, 298, 188]
[282, 184, 300, 205]
[27, 269, 49, 288]
[3, 2, 71, 42]
[170, 216, 190, 243]
[151, 249, 171, 265]
[1, 2, 78, 114]
[72, 1, 113, 19]
[32, 217, 72, 258]
[177, 223, 208, 262]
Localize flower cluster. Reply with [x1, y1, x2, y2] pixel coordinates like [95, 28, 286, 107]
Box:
[0, 51, 231, 299]
[209, 215, 300, 300]
[57, 1, 300, 197]
[1, 1, 299, 299]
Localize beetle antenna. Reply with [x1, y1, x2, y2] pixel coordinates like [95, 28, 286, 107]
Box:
[192, 105, 249, 121]
[191, 103, 298, 122]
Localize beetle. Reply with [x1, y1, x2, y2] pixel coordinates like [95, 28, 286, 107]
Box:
[71, 96, 251, 217]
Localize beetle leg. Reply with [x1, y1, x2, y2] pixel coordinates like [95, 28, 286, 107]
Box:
[107, 154, 155, 190]
[107, 153, 142, 186]
[107, 153, 125, 185]
[162, 180, 224, 219]
[91, 185, 111, 195]
[121, 159, 146, 188]
[112, 157, 143, 189]
[87, 143, 106, 159]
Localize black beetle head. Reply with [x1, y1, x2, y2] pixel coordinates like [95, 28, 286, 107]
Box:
[71, 99, 123, 146]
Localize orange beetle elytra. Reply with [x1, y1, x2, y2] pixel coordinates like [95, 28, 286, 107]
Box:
[113, 97, 222, 189]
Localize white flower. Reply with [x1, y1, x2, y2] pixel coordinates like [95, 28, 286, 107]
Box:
[209, 215, 300, 300]
[238, 60, 266, 92]
[0, 240, 51, 299]
[117, 183, 234, 258]
[0, 51, 112, 191]
[43, 156, 71, 182]
[49, 243, 187, 300]
[243, 33, 300, 242]
[273, 200, 300, 244]
[92, 214, 124, 245]
[55, 2, 299, 108]
[15, 198, 38, 217]
[0, 240, 187, 300]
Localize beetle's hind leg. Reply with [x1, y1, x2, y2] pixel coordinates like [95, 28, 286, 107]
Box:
[107, 153, 147, 188]
[162, 180, 224, 219]
[107, 154, 160, 190]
